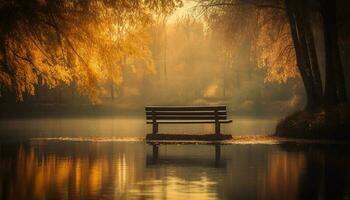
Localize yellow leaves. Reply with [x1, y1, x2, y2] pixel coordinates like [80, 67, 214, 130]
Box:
[206, 5, 300, 84]
[31, 47, 72, 89]
[256, 12, 299, 83]
[0, 0, 177, 102]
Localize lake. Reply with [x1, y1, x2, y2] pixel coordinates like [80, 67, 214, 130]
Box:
[0, 116, 349, 200]
[0, 116, 276, 139]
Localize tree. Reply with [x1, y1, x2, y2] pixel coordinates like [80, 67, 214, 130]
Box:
[284, 0, 323, 110]
[201, 0, 349, 111]
[0, 0, 181, 102]
[320, 0, 347, 105]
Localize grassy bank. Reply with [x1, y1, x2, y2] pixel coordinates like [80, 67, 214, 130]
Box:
[275, 104, 350, 139]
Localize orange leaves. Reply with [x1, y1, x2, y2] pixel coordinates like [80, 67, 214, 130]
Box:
[255, 9, 299, 83]
[0, 0, 179, 102]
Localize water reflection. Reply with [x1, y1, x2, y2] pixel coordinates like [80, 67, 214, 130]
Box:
[147, 145, 224, 168]
[0, 141, 349, 200]
[262, 149, 305, 200]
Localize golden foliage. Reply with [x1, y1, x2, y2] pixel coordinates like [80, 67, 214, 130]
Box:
[204, 2, 300, 84]
[255, 9, 299, 83]
[0, 0, 181, 102]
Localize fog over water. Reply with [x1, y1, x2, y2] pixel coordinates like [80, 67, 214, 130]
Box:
[0, 116, 277, 140]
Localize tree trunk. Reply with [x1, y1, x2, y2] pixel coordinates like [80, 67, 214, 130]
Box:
[285, 0, 319, 111]
[295, 15, 322, 110]
[303, 15, 323, 105]
[321, 0, 347, 105]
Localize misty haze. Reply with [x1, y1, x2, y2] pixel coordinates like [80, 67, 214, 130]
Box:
[0, 0, 350, 200]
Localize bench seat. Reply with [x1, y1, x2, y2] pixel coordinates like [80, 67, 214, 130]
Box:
[145, 105, 232, 136]
[146, 120, 232, 124]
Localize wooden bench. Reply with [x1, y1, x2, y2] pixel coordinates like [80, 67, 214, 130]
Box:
[145, 105, 232, 140]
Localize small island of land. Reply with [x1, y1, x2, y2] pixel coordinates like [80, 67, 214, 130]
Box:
[276, 104, 350, 140]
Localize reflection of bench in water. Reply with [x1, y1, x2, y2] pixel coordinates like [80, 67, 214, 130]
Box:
[145, 105, 233, 140]
[146, 145, 226, 168]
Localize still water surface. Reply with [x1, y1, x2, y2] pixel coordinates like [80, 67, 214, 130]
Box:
[0, 116, 276, 139]
[0, 116, 349, 200]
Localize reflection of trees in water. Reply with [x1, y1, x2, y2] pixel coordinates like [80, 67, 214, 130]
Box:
[0, 143, 227, 200]
[216, 145, 305, 200]
[266, 145, 350, 200]
[0, 142, 349, 200]
[283, 145, 350, 200]
[263, 150, 305, 200]
[216, 144, 349, 200]
[0, 142, 146, 200]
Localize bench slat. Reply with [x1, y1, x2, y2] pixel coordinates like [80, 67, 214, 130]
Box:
[145, 105, 226, 111]
[146, 111, 227, 116]
[146, 116, 227, 120]
[145, 105, 232, 135]
[146, 119, 232, 124]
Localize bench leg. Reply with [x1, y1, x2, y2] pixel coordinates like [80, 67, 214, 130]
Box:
[152, 145, 159, 160]
[215, 145, 221, 165]
[152, 123, 158, 134]
[215, 122, 220, 135]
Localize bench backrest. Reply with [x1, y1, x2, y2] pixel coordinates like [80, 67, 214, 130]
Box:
[145, 105, 227, 121]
